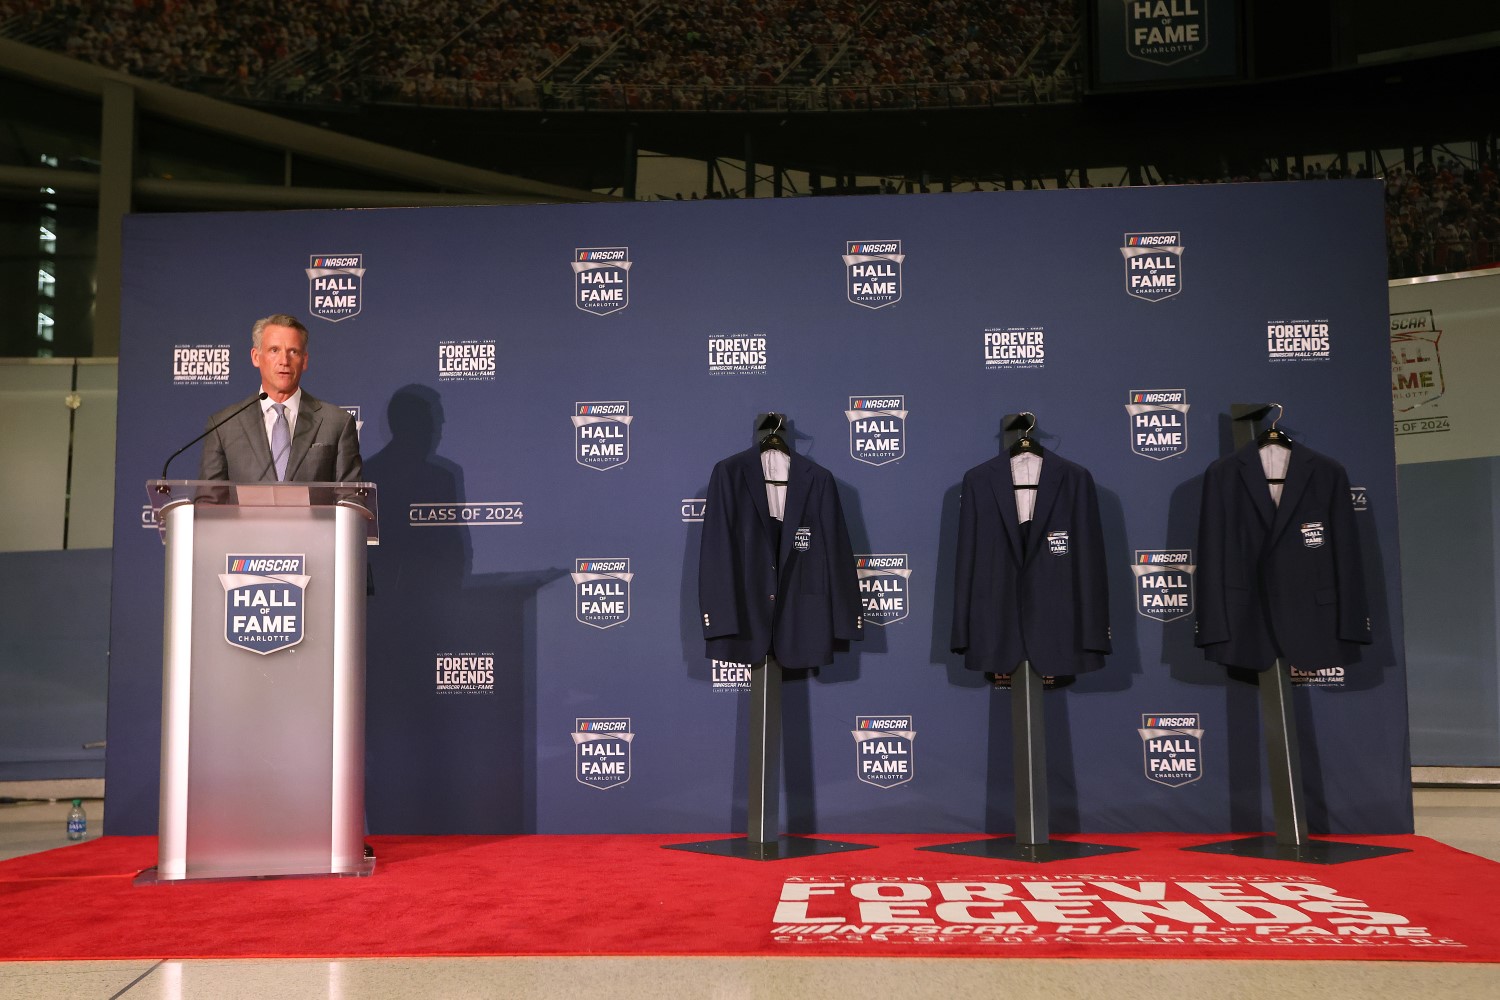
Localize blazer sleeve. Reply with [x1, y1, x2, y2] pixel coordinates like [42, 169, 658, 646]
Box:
[827, 478, 864, 642]
[1194, 462, 1230, 648]
[1330, 462, 1373, 645]
[950, 470, 977, 654]
[1078, 469, 1112, 653]
[698, 460, 740, 640]
[335, 410, 364, 482]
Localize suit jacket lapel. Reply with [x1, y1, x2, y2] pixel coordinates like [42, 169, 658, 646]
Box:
[234, 397, 275, 482]
[1269, 445, 1312, 544]
[990, 458, 1023, 566]
[780, 451, 814, 569]
[1027, 452, 1062, 562]
[285, 393, 321, 480]
[739, 447, 774, 556]
[1235, 444, 1276, 530]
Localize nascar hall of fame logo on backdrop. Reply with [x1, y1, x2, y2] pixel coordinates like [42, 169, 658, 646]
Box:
[856, 554, 911, 626]
[172, 344, 230, 384]
[437, 339, 497, 381]
[1121, 232, 1183, 301]
[572, 401, 631, 470]
[573, 718, 633, 789]
[408, 500, 524, 527]
[1132, 550, 1194, 622]
[983, 327, 1045, 370]
[1350, 485, 1369, 512]
[680, 497, 706, 523]
[711, 659, 752, 692]
[220, 554, 308, 655]
[843, 240, 903, 309]
[1291, 664, 1347, 689]
[707, 334, 768, 375]
[1125, 389, 1189, 460]
[1391, 310, 1444, 411]
[1138, 713, 1203, 787]
[434, 652, 496, 695]
[340, 405, 363, 442]
[1267, 320, 1331, 362]
[572, 558, 632, 629]
[851, 715, 915, 788]
[305, 254, 364, 321]
[846, 395, 906, 466]
[572, 247, 631, 316]
[1123, 0, 1208, 66]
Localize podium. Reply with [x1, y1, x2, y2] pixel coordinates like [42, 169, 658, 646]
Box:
[137, 480, 379, 883]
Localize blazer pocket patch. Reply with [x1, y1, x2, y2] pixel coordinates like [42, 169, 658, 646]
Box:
[792, 526, 811, 551]
[1046, 530, 1069, 556]
[1300, 522, 1325, 548]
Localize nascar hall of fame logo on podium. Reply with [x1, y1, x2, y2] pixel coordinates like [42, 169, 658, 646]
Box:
[856, 554, 911, 626]
[852, 715, 915, 788]
[1123, 0, 1208, 67]
[573, 718, 633, 789]
[572, 247, 631, 316]
[1391, 310, 1444, 411]
[843, 240, 903, 309]
[1132, 550, 1194, 622]
[572, 558, 632, 629]
[220, 554, 309, 655]
[846, 395, 906, 466]
[304, 254, 364, 321]
[572, 401, 632, 470]
[1138, 713, 1203, 787]
[1125, 389, 1189, 460]
[1120, 232, 1183, 301]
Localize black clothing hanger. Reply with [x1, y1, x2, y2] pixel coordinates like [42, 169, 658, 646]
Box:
[756, 412, 789, 484]
[1008, 411, 1041, 489]
[1257, 402, 1291, 450]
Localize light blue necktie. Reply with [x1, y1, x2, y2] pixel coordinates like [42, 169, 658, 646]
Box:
[270, 402, 290, 481]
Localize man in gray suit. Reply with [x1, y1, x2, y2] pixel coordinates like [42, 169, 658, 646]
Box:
[199, 313, 363, 482]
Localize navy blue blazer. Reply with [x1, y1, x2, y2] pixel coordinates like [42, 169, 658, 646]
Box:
[699, 446, 863, 668]
[1195, 441, 1371, 670]
[951, 449, 1111, 676]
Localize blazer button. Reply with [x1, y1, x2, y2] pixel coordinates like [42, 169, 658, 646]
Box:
[769, 594, 776, 601]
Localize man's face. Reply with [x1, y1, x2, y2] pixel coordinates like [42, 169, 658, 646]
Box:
[252, 324, 308, 399]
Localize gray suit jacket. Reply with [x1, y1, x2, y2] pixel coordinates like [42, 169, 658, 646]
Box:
[198, 391, 363, 482]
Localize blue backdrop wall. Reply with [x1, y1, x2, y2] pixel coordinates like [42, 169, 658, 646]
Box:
[105, 181, 1411, 836]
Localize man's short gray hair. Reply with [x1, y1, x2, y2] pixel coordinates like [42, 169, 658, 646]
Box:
[251, 314, 310, 350]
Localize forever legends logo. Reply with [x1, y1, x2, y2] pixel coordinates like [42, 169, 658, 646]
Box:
[1138, 712, 1204, 787]
[1124, 0, 1209, 66]
[846, 395, 906, 466]
[220, 554, 308, 654]
[1125, 389, 1189, 460]
[305, 254, 364, 321]
[1132, 550, 1195, 622]
[572, 558, 632, 629]
[573, 401, 632, 470]
[1120, 232, 1183, 301]
[573, 247, 631, 315]
[573, 717, 633, 789]
[843, 240, 903, 309]
[852, 715, 915, 788]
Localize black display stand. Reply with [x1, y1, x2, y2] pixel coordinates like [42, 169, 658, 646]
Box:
[664, 654, 874, 861]
[1182, 403, 1407, 866]
[921, 415, 1134, 864]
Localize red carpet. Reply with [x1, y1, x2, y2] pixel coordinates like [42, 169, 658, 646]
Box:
[2, 833, 1497, 962]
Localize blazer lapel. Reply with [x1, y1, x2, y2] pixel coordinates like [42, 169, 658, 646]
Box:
[1026, 451, 1062, 562]
[739, 447, 774, 556]
[1268, 445, 1312, 544]
[234, 397, 275, 482]
[284, 394, 321, 480]
[780, 451, 814, 570]
[1235, 444, 1276, 529]
[990, 458, 1024, 566]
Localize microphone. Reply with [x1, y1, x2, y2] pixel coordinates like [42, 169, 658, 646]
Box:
[160, 392, 268, 480]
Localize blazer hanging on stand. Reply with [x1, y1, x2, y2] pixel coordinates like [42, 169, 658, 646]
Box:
[699, 445, 863, 669]
[1195, 440, 1371, 670]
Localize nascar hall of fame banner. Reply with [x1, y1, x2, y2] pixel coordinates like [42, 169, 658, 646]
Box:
[572, 401, 632, 470]
[572, 558, 632, 629]
[1132, 550, 1194, 623]
[1125, 389, 1189, 460]
[171, 344, 230, 385]
[219, 554, 309, 655]
[856, 554, 912, 627]
[304, 254, 364, 321]
[1137, 712, 1204, 787]
[1120, 232, 1183, 301]
[572, 246, 631, 315]
[846, 395, 906, 466]
[1123, 0, 1208, 66]
[1091, 0, 1239, 87]
[843, 240, 903, 309]
[1390, 310, 1444, 413]
[572, 718, 633, 789]
[851, 715, 915, 789]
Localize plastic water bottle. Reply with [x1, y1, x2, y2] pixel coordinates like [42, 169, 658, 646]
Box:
[66, 799, 86, 841]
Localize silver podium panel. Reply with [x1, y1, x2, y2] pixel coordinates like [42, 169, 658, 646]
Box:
[148, 482, 374, 882]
